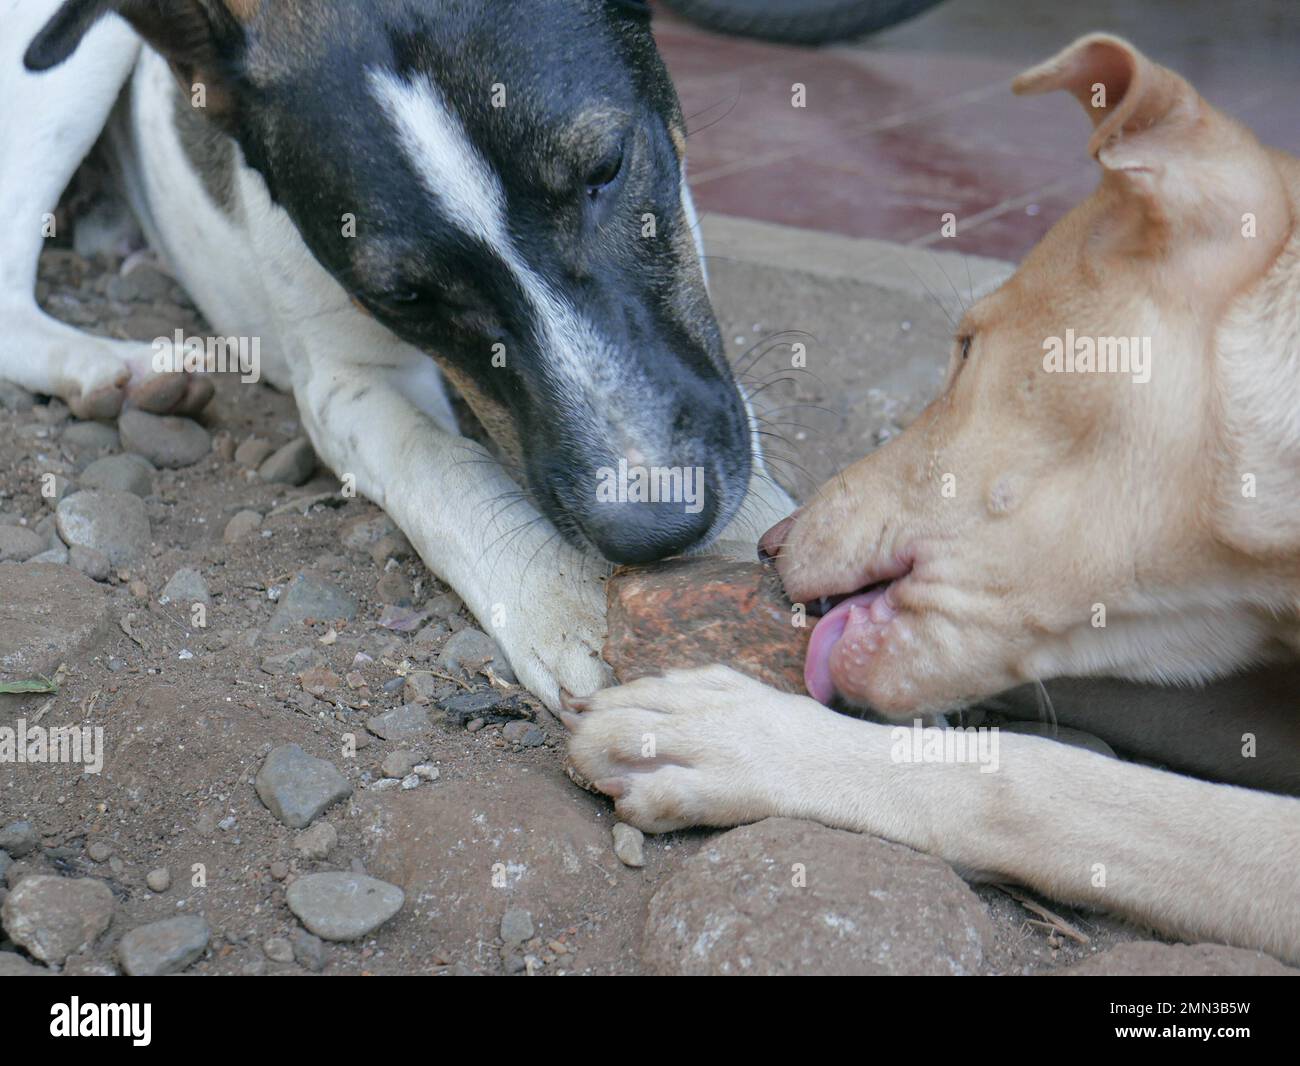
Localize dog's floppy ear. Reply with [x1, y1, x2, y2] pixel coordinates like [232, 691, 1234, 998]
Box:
[25, 0, 247, 117]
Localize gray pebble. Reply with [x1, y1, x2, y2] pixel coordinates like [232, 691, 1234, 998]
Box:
[291, 928, 327, 972]
[260, 646, 318, 676]
[119, 408, 211, 468]
[366, 703, 432, 742]
[234, 436, 275, 467]
[27, 545, 70, 565]
[265, 572, 357, 633]
[502, 721, 545, 747]
[80, 453, 155, 497]
[86, 841, 112, 863]
[381, 750, 420, 779]
[0, 951, 50, 976]
[160, 566, 211, 606]
[403, 671, 439, 704]
[255, 744, 352, 829]
[56, 490, 150, 566]
[500, 908, 534, 947]
[146, 868, 171, 893]
[263, 936, 295, 964]
[117, 916, 210, 976]
[293, 821, 338, 860]
[0, 821, 37, 858]
[109, 264, 175, 302]
[69, 544, 111, 582]
[223, 509, 262, 543]
[0, 526, 45, 562]
[62, 421, 120, 452]
[258, 437, 317, 486]
[285, 873, 404, 942]
[0, 875, 115, 964]
[438, 627, 497, 675]
[612, 823, 646, 868]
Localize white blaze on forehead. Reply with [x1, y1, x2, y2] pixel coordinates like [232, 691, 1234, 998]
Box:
[367, 69, 614, 395]
[368, 68, 510, 249]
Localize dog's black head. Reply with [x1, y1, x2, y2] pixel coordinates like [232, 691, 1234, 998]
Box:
[28, 0, 753, 564]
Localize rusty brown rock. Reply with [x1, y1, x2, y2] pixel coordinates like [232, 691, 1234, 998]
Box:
[603, 557, 809, 693]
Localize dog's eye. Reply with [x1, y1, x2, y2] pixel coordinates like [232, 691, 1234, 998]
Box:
[586, 148, 625, 200]
[365, 288, 430, 317]
[960, 335, 973, 361]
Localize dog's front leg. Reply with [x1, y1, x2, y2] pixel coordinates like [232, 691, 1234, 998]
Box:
[566, 666, 1300, 963]
[290, 334, 610, 710]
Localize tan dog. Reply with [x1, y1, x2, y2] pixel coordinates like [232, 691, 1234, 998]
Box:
[566, 34, 1300, 964]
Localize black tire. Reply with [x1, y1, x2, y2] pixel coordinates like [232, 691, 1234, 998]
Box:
[660, 0, 946, 45]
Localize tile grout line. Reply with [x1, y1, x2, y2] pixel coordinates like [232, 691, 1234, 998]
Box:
[688, 80, 1009, 186]
[907, 172, 1090, 248]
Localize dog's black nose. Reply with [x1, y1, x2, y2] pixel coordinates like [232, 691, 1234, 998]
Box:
[579, 494, 720, 564]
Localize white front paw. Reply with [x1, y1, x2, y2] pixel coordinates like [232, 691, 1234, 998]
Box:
[504, 627, 611, 713]
[563, 665, 816, 833]
[484, 579, 611, 712]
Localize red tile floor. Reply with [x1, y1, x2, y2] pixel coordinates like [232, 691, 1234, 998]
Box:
[654, 0, 1300, 260]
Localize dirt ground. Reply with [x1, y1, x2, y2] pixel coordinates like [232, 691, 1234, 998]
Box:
[0, 242, 1288, 978]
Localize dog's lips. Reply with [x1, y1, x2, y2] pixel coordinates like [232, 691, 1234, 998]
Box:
[802, 565, 912, 706]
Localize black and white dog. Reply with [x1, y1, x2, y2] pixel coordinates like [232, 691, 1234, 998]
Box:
[1, 0, 791, 705]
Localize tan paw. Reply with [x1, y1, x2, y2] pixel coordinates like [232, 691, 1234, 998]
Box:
[562, 666, 820, 833]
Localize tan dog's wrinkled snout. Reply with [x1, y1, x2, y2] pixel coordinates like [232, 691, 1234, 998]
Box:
[765, 33, 1300, 718]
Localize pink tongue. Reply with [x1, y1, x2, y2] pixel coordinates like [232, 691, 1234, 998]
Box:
[804, 589, 884, 705]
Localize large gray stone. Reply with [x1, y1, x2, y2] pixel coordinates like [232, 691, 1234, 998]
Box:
[255, 744, 352, 829]
[56, 490, 150, 566]
[642, 818, 994, 976]
[0, 875, 116, 965]
[285, 873, 404, 941]
[117, 916, 210, 976]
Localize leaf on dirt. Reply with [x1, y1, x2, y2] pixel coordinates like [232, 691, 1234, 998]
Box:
[0, 677, 57, 694]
